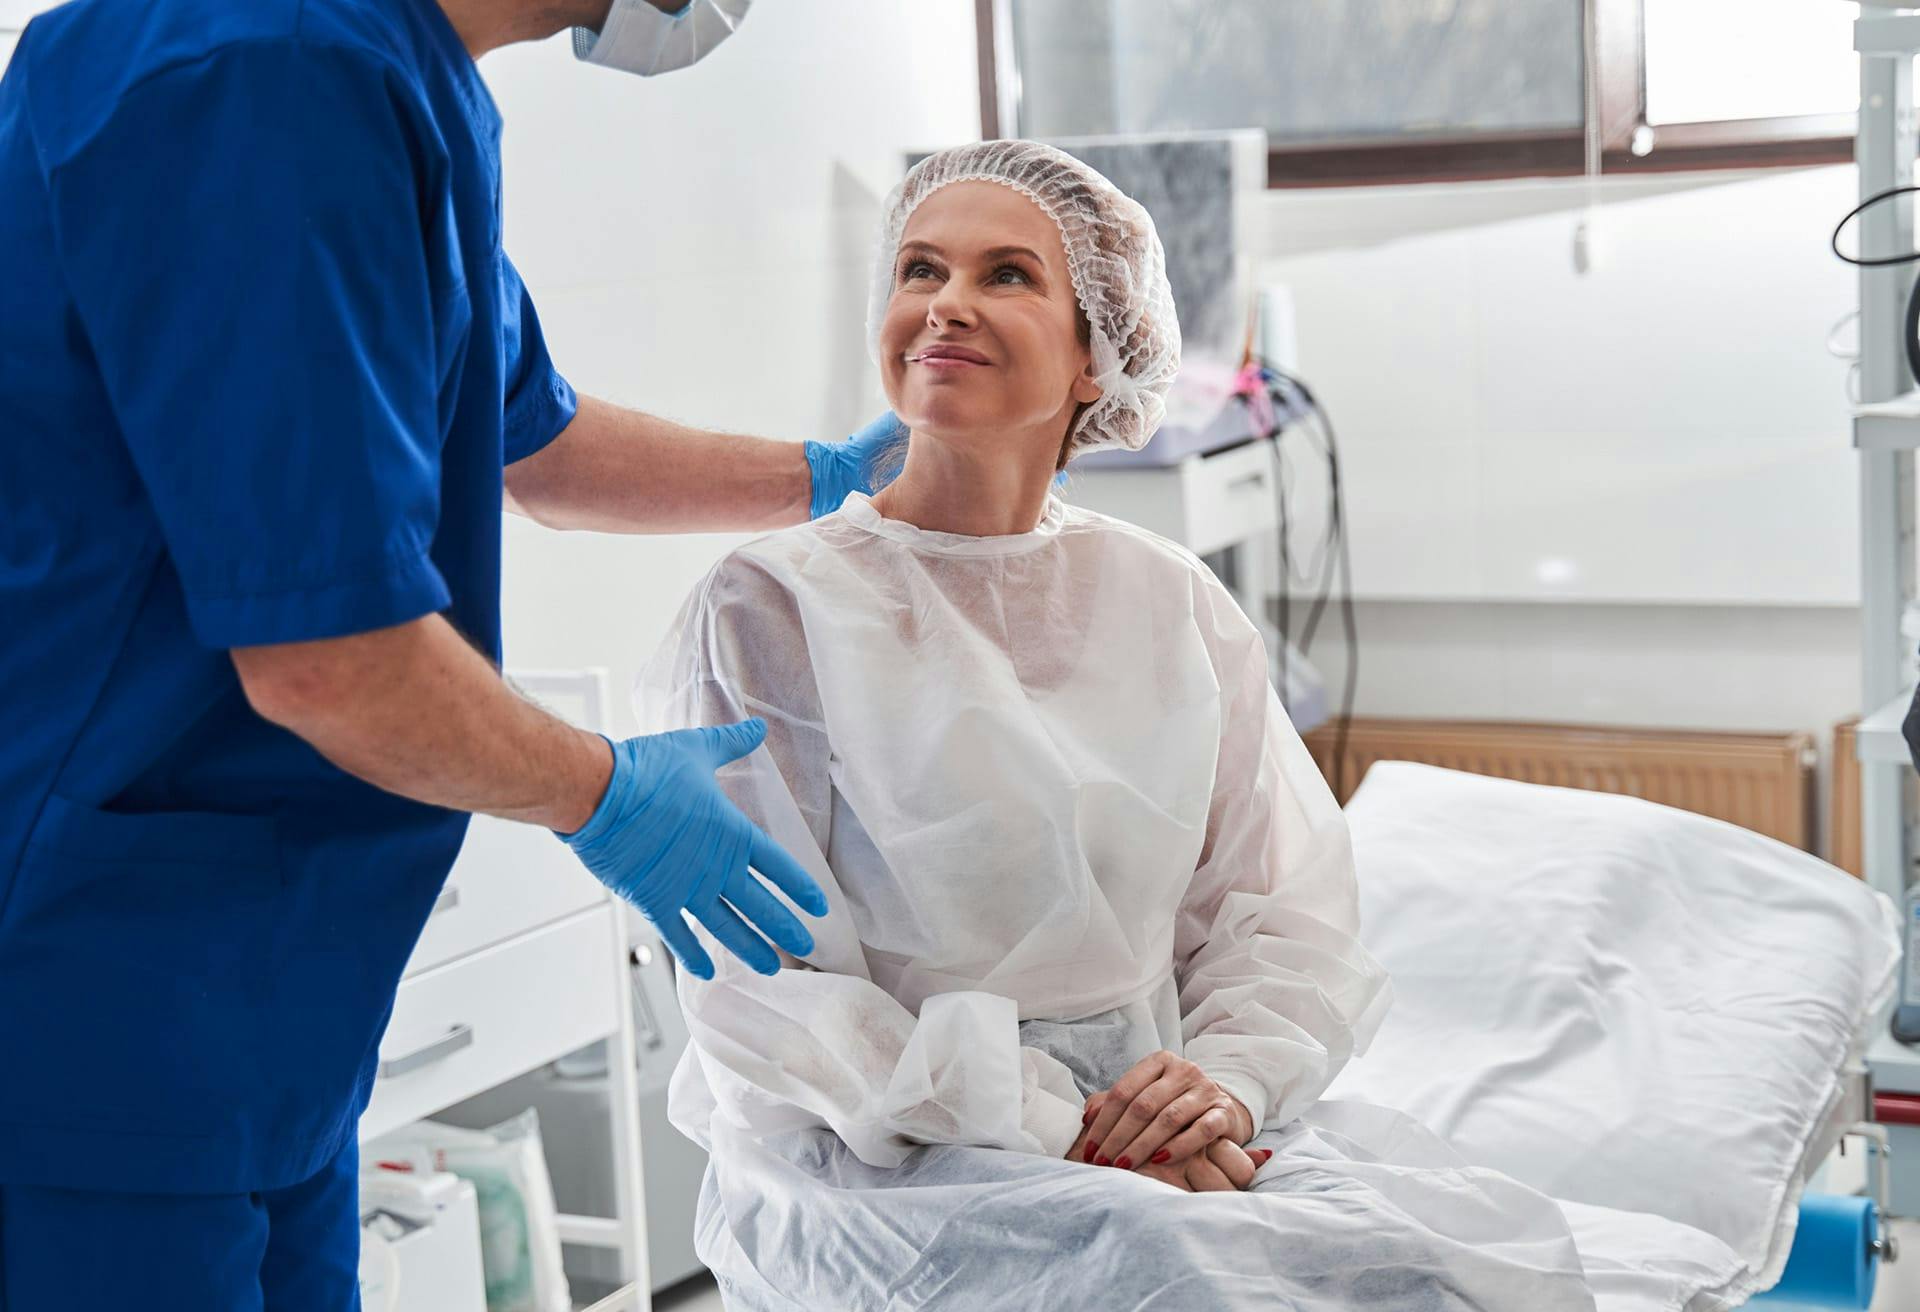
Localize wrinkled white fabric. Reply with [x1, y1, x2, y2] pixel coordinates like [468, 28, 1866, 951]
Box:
[645, 492, 1391, 1162]
[1329, 763, 1902, 1296]
[637, 496, 1602, 1308]
[1555, 1201, 1746, 1312]
[868, 141, 1182, 459]
[692, 1104, 1601, 1312]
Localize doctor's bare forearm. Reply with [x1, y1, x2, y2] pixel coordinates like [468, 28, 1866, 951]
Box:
[230, 615, 612, 833]
[503, 394, 812, 533]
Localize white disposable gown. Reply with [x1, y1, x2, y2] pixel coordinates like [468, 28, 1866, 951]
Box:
[641, 493, 1597, 1310]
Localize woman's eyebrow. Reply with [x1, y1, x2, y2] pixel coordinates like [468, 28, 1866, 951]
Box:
[898, 241, 1044, 263]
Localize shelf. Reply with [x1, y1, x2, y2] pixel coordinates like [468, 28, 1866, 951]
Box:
[1857, 12, 1920, 57]
[1854, 393, 1920, 451]
[1860, 687, 1918, 765]
[576, 1283, 644, 1312]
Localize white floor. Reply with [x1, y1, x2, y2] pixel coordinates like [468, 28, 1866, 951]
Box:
[643, 1218, 1920, 1311]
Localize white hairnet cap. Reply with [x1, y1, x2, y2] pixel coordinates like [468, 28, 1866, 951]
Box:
[868, 140, 1183, 459]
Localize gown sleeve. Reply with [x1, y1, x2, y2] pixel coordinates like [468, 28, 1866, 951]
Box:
[1173, 575, 1394, 1137]
[642, 555, 1089, 1167]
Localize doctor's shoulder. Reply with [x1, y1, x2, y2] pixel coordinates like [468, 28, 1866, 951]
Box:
[16, 0, 438, 180]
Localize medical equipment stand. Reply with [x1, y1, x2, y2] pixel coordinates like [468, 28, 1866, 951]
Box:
[1851, 2, 1920, 1219]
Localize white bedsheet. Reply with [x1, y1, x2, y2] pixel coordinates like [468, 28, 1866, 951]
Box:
[1329, 763, 1901, 1305]
[1559, 1203, 1746, 1312]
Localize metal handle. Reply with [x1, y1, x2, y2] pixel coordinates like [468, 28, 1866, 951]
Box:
[1226, 471, 1267, 491]
[379, 1023, 473, 1079]
[430, 886, 461, 918]
[628, 947, 665, 1052]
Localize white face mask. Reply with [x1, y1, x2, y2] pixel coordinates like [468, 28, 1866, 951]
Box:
[572, 0, 754, 78]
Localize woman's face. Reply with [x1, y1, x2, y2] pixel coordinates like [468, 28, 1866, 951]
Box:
[878, 181, 1103, 456]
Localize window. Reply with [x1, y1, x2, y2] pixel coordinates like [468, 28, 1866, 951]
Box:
[978, 0, 1858, 187]
[1643, 0, 1856, 126]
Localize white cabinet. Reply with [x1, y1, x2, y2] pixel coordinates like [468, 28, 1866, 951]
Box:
[1068, 440, 1278, 558]
[361, 670, 652, 1310]
[405, 813, 605, 978]
[364, 907, 620, 1141]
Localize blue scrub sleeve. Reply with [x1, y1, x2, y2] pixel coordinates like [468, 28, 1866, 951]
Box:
[500, 253, 578, 464]
[46, 42, 453, 649]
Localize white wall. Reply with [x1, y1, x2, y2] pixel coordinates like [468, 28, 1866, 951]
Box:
[480, 1, 981, 735]
[1255, 168, 1867, 850]
[1262, 166, 1860, 607]
[479, 11, 1866, 849]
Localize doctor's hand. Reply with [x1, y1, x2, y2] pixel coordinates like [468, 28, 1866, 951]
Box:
[560, 721, 828, 980]
[1078, 1051, 1255, 1173]
[804, 412, 906, 520]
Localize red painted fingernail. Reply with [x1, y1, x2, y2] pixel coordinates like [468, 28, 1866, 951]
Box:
[1095, 1156, 1112, 1167]
[1151, 1150, 1171, 1164]
[1083, 1142, 1098, 1163]
[1256, 1150, 1272, 1163]
[1082, 1108, 1094, 1126]
[1115, 1156, 1132, 1170]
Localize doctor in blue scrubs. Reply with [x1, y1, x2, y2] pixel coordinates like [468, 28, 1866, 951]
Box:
[0, 0, 889, 1305]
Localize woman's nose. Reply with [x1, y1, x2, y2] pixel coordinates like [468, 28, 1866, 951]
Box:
[926, 281, 976, 332]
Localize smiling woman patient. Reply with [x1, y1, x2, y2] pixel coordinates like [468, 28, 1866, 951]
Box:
[640, 142, 1596, 1311]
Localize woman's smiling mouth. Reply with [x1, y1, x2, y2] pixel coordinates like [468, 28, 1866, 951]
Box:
[907, 343, 992, 369]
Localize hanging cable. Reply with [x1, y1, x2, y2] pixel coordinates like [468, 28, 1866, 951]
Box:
[1831, 184, 1920, 388]
[1236, 361, 1360, 799]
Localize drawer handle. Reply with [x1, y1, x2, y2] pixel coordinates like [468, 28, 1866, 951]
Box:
[379, 1024, 474, 1079]
[628, 947, 666, 1052]
[430, 887, 461, 918]
[1227, 472, 1267, 491]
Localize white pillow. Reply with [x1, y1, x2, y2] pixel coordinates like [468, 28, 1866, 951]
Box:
[1328, 762, 1899, 1284]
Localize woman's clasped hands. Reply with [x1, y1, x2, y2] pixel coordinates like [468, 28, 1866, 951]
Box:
[1063, 1050, 1271, 1193]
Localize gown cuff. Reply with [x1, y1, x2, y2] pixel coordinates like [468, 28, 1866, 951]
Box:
[1020, 1048, 1089, 1159]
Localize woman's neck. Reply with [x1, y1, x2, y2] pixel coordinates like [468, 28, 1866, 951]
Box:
[868, 427, 1061, 538]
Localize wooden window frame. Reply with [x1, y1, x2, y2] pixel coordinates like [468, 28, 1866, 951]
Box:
[976, 0, 1854, 189]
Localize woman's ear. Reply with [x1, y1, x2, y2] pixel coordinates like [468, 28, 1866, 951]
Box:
[1071, 358, 1105, 405]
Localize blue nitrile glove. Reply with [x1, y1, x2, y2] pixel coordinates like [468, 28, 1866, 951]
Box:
[804, 412, 907, 520]
[560, 721, 828, 980]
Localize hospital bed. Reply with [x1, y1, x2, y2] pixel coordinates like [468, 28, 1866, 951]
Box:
[682, 758, 1899, 1312]
[1330, 762, 1904, 1312]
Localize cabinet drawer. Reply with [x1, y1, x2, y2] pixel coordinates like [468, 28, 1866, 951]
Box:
[405, 814, 606, 978]
[1066, 441, 1277, 558]
[361, 906, 619, 1142]
[1180, 440, 1277, 557]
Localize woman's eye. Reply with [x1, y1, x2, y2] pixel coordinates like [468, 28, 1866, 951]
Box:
[901, 261, 937, 282]
[992, 264, 1031, 285]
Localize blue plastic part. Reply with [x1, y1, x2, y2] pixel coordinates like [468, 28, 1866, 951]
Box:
[1751, 1194, 1878, 1310]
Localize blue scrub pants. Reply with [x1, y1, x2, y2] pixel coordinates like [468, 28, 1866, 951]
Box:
[0, 1138, 360, 1311]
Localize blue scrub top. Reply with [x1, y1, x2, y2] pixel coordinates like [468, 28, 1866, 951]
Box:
[0, 0, 578, 1193]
